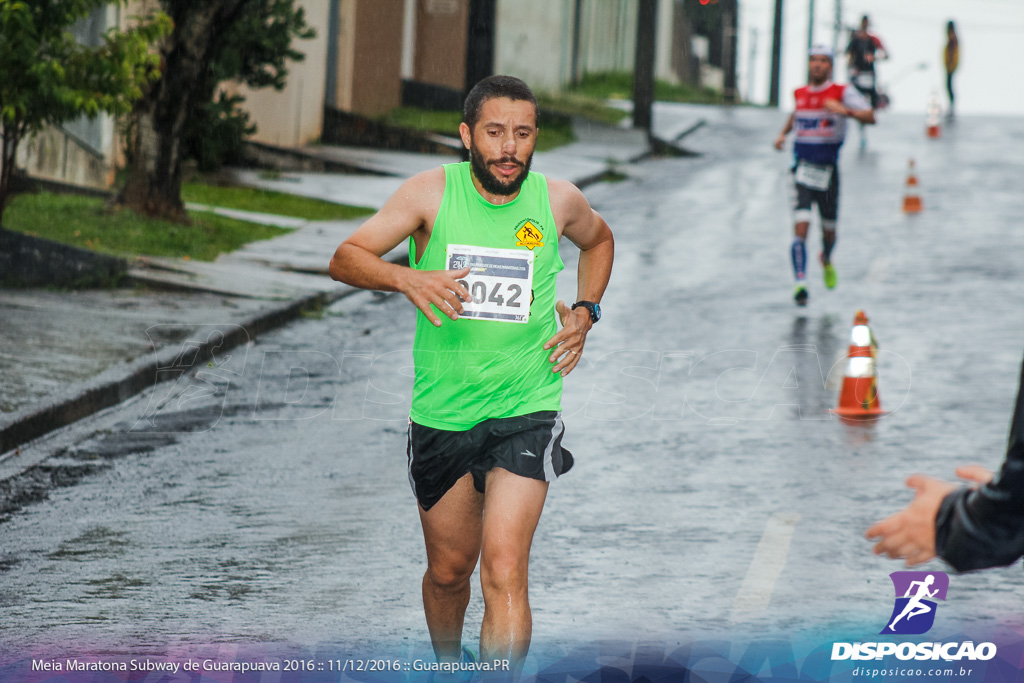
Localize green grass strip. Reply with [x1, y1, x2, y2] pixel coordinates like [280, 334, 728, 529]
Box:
[4, 192, 293, 262]
[571, 70, 725, 105]
[536, 93, 629, 127]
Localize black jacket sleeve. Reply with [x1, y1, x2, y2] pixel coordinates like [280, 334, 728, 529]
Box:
[934, 354, 1024, 572]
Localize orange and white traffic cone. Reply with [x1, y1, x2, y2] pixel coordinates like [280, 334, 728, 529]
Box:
[926, 94, 942, 138]
[902, 159, 923, 214]
[832, 310, 885, 419]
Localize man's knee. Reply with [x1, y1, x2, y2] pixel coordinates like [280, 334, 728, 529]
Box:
[426, 556, 477, 591]
[480, 549, 528, 597]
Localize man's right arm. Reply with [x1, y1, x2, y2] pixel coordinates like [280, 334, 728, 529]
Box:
[328, 168, 470, 327]
[774, 113, 795, 150]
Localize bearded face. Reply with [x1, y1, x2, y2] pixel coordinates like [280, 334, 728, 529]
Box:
[460, 96, 538, 199]
[469, 140, 533, 197]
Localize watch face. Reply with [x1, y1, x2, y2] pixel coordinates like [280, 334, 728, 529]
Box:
[574, 301, 601, 322]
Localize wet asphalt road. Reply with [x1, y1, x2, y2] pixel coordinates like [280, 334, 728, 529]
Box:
[2, 105, 1024, 675]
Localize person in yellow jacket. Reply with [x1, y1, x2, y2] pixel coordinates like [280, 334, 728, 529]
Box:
[944, 20, 959, 116]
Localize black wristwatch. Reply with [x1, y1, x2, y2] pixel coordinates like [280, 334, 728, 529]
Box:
[571, 300, 601, 324]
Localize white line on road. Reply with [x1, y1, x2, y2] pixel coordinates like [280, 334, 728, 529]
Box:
[865, 254, 891, 284]
[729, 512, 801, 624]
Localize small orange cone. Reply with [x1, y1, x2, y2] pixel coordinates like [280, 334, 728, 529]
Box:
[926, 94, 942, 138]
[902, 159, 923, 213]
[832, 310, 885, 419]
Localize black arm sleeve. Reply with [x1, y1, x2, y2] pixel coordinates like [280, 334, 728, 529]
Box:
[935, 354, 1024, 572]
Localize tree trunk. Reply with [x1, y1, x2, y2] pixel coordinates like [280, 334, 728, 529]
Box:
[117, 0, 247, 223]
[0, 120, 26, 227]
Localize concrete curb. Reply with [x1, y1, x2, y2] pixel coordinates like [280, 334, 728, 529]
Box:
[244, 140, 398, 176]
[0, 229, 129, 288]
[0, 290, 321, 457]
[649, 120, 706, 158]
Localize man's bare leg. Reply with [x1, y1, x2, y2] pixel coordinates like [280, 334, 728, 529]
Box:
[479, 467, 549, 673]
[418, 474, 484, 661]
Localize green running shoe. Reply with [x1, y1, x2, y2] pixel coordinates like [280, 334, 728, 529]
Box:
[794, 284, 809, 306]
[823, 263, 838, 289]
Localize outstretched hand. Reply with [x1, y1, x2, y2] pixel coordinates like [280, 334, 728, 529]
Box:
[865, 475, 959, 566]
[543, 300, 591, 377]
[954, 464, 994, 487]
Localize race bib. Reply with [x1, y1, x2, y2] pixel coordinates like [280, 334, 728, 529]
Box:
[795, 162, 834, 192]
[446, 244, 533, 323]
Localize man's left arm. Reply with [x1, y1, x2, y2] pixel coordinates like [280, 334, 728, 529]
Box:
[873, 35, 888, 61]
[824, 86, 875, 124]
[544, 179, 614, 376]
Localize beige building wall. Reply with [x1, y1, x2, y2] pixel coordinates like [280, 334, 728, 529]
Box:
[228, 0, 330, 147]
[414, 0, 469, 91]
[16, 126, 113, 190]
[335, 0, 405, 117]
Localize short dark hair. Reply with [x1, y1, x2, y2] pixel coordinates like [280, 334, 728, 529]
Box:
[463, 75, 538, 130]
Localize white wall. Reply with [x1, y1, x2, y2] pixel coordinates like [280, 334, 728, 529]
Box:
[494, 0, 574, 92]
[496, 0, 682, 93]
[654, 0, 680, 84]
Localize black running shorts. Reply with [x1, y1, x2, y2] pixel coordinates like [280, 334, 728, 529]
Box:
[407, 411, 573, 511]
[793, 164, 840, 224]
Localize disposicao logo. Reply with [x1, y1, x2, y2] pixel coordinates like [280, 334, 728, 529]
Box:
[831, 571, 997, 663]
[881, 571, 948, 635]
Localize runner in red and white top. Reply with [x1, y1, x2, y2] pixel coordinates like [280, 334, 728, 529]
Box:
[773, 45, 874, 306]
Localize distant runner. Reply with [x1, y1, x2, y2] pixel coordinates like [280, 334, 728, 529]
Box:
[774, 45, 875, 306]
[846, 15, 888, 147]
[846, 15, 888, 108]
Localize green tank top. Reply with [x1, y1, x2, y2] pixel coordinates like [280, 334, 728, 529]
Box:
[409, 161, 565, 430]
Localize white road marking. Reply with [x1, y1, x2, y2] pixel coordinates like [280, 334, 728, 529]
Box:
[865, 254, 891, 284]
[729, 512, 801, 623]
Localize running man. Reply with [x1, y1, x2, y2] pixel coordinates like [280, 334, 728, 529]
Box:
[774, 45, 875, 306]
[846, 15, 888, 108]
[845, 15, 888, 148]
[888, 575, 939, 631]
[328, 75, 614, 676]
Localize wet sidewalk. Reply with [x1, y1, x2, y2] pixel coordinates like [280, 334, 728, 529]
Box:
[0, 105, 704, 463]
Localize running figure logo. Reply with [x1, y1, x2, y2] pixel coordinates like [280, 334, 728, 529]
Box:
[514, 219, 545, 249]
[881, 571, 949, 635]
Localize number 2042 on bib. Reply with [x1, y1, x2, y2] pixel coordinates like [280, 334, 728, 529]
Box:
[446, 244, 533, 324]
